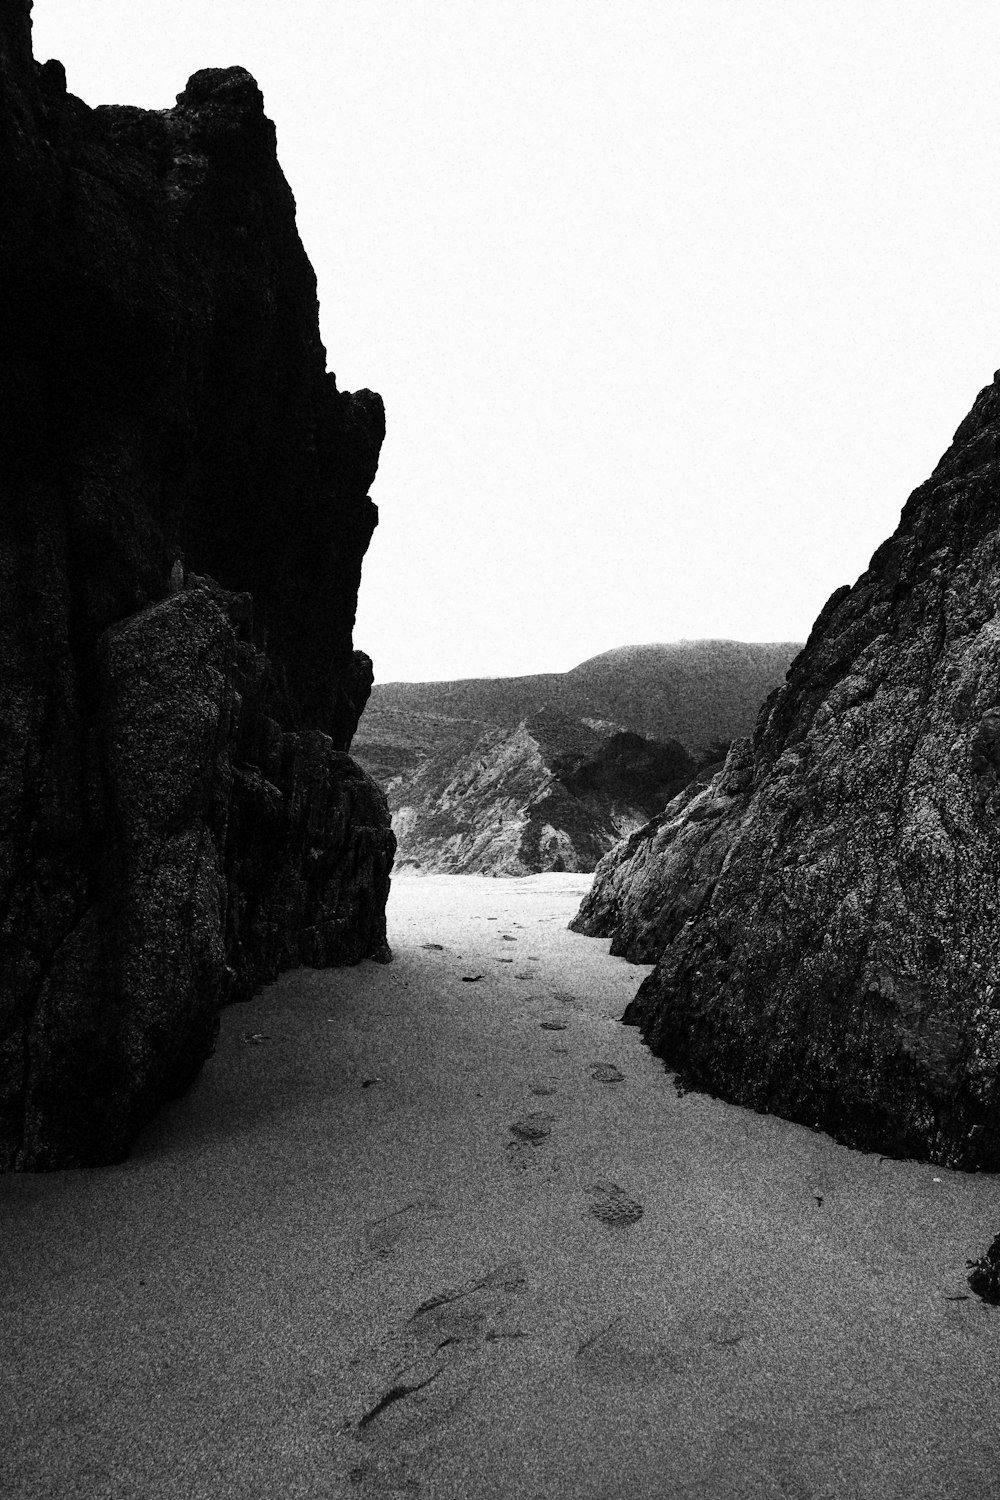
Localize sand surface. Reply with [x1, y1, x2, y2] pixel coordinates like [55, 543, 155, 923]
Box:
[3, 871, 1000, 1499]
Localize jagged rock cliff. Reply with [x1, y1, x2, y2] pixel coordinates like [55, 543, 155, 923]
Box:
[574, 371, 1000, 1173]
[383, 708, 698, 875]
[1, 4, 394, 1169]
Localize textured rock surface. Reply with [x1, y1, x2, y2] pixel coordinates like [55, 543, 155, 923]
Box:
[571, 739, 755, 961]
[1, 6, 394, 1169]
[379, 708, 697, 875]
[575, 371, 1000, 1172]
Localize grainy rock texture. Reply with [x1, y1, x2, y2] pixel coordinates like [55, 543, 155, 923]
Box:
[383, 708, 697, 875]
[1, 6, 394, 1169]
[575, 371, 1000, 1172]
[571, 739, 755, 961]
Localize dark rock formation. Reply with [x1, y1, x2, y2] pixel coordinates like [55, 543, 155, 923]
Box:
[571, 740, 755, 961]
[1, 6, 394, 1169]
[375, 707, 696, 875]
[574, 370, 1000, 1172]
[967, 1234, 1000, 1305]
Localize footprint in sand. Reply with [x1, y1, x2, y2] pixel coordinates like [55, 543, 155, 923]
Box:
[575, 1314, 675, 1385]
[584, 1179, 644, 1227]
[509, 1112, 554, 1144]
[589, 1061, 625, 1084]
[506, 1111, 555, 1170]
[410, 1257, 528, 1322]
[360, 1200, 443, 1259]
[529, 1078, 558, 1097]
[347, 1258, 529, 1473]
[575, 1301, 747, 1389]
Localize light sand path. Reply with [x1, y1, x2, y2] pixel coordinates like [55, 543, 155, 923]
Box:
[3, 871, 1000, 1499]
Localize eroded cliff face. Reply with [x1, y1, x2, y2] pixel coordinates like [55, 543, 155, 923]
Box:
[1, 5, 395, 1169]
[575, 371, 1000, 1172]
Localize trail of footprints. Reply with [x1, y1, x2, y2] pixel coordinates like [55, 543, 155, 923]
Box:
[420, 922, 642, 1228]
[489, 923, 642, 1224]
[506, 1002, 643, 1227]
[347, 1176, 645, 1484]
[504, 1088, 644, 1229]
[342, 937, 645, 1488]
[343, 1258, 530, 1490]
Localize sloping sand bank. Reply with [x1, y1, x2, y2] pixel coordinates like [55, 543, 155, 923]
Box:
[3, 872, 1000, 1499]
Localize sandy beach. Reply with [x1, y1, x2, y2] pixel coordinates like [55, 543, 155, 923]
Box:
[3, 871, 1000, 1499]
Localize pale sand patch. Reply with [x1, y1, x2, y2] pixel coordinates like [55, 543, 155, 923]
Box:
[3, 871, 1000, 1499]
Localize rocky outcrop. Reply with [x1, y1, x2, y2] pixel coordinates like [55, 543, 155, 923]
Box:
[574, 370, 1000, 1173]
[571, 739, 755, 961]
[383, 708, 697, 875]
[1, 6, 394, 1169]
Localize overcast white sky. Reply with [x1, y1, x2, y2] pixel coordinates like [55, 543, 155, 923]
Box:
[32, 0, 1000, 682]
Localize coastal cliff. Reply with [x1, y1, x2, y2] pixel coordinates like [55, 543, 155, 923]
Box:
[575, 371, 1000, 1173]
[0, 3, 394, 1169]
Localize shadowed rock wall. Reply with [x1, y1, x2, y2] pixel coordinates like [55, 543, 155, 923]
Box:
[1, 5, 394, 1169]
[574, 371, 1000, 1172]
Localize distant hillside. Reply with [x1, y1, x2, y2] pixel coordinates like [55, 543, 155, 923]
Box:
[351, 641, 800, 874]
[561, 641, 802, 749]
[353, 640, 801, 778]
